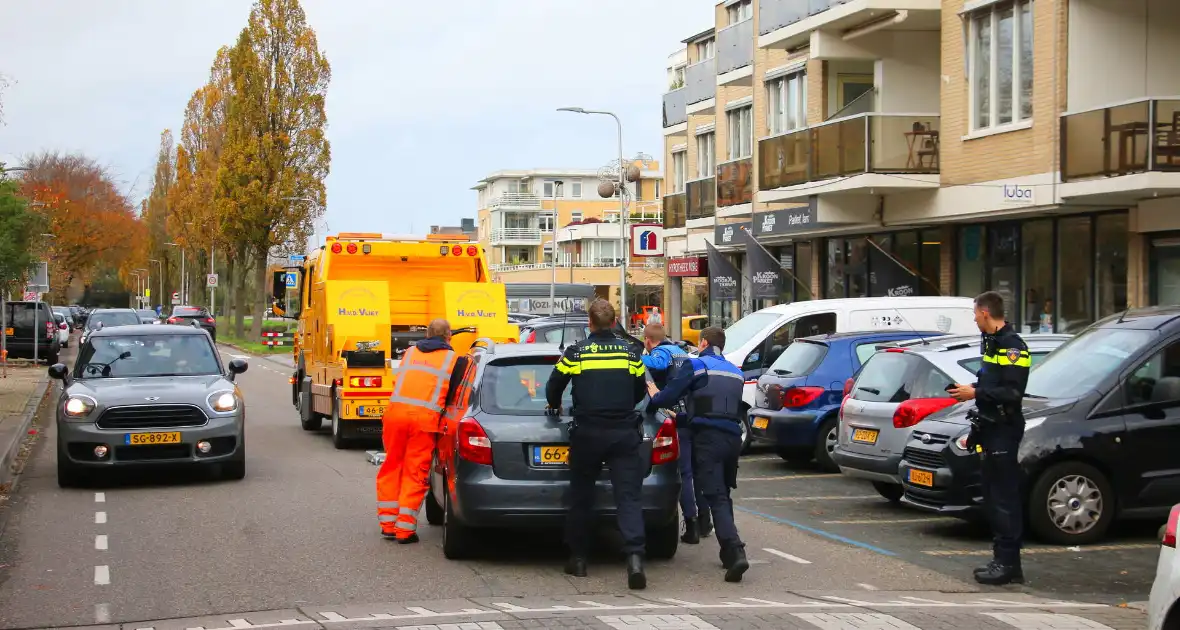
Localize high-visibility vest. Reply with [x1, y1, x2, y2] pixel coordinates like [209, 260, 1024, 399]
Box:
[389, 346, 458, 413]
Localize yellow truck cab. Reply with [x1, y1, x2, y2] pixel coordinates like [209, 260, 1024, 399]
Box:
[271, 232, 519, 448]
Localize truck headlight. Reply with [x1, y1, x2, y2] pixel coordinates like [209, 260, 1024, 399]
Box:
[64, 396, 96, 418]
[208, 391, 237, 412]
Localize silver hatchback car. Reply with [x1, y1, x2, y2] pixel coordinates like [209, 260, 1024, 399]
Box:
[833, 333, 1070, 501]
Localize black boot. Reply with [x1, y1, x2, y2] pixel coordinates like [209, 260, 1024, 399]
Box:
[974, 562, 1023, 585]
[396, 533, 420, 544]
[564, 556, 588, 577]
[723, 546, 750, 583]
[626, 553, 646, 590]
[699, 510, 713, 538]
[681, 518, 700, 544]
[973, 560, 999, 577]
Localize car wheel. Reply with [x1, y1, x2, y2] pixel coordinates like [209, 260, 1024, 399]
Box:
[872, 481, 903, 503]
[776, 447, 812, 465]
[738, 405, 752, 454]
[813, 416, 839, 473]
[298, 382, 321, 431]
[1028, 461, 1114, 545]
[442, 490, 473, 560]
[330, 399, 351, 450]
[646, 515, 680, 560]
[57, 444, 84, 488]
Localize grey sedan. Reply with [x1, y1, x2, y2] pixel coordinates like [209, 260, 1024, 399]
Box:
[48, 324, 248, 487]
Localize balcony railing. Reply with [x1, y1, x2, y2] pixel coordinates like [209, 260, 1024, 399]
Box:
[686, 177, 717, 220]
[488, 192, 542, 210]
[758, 0, 853, 35]
[490, 227, 542, 243]
[663, 192, 686, 229]
[1061, 98, 1180, 181]
[717, 158, 753, 207]
[758, 114, 941, 190]
[491, 260, 666, 273]
[717, 19, 754, 74]
[664, 88, 687, 127]
[685, 58, 716, 105]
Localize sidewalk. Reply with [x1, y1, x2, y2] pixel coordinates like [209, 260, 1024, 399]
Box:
[0, 364, 50, 490]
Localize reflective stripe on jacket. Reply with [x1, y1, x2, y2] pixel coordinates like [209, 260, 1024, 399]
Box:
[390, 345, 458, 413]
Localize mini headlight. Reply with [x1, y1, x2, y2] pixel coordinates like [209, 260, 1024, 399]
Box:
[209, 391, 237, 412]
[64, 396, 95, 417]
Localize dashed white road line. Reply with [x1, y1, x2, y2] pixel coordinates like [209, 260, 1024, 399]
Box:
[95, 534, 107, 551]
[857, 583, 879, 591]
[95, 511, 107, 524]
[763, 548, 812, 564]
[94, 565, 110, 585]
[94, 492, 105, 503]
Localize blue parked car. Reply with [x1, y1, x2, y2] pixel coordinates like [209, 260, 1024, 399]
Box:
[748, 330, 946, 471]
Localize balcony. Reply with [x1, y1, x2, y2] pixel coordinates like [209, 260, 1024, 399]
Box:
[758, 0, 941, 50]
[664, 88, 687, 128]
[717, 158, 753, 207]
[685, 58, 716, 107]
[686, 177, 716, 220]
[717, 19, 754, 78]
[663, 192, 686, 229]
[490, 227, 542, 245]
[487, 193, 542, 210]
[1060, 98, 1180, 202]
[757, 113, 940, 201]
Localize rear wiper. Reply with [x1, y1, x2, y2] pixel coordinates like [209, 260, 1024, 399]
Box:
[857, 386, 880, 395]
[772, 369, 792, 375]
[1024, 393, 1046, 399]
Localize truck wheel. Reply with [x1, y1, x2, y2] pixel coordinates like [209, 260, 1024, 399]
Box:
[1028, 461, 1114, 545]
[813, 416, 840, 472]
[646, 515, 680, 560]
[330, 399, 351, 449]
[442, 491, 473, 559]
[298, 382, 321, 431]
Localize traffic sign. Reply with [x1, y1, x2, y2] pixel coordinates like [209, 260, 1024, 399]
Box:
[284, 272, 298, 288]
[207, 273, 219, 287]
[22, 291, 38, 301]
[289, 254, 306, 264]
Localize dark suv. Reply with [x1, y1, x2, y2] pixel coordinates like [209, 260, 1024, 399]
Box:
[1, 301, 61, 363]
[900, 306, 1180, 545]
[167, 306, 216, 341]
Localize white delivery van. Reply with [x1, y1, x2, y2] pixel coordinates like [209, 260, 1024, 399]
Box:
[719, 297, 978, 445]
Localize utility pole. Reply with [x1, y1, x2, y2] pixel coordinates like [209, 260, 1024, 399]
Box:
[548, 180, 563, 316]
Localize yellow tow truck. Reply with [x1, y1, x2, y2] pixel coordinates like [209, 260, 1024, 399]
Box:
[270, 232, 518, 448]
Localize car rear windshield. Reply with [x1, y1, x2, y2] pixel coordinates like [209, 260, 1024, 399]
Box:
[173, 307, 204, 316]
[86, 311, 141, 329]
[723, 312, 779, 352]
[2, 303, 51, 329]
[768, 340, 828, 376]
[1026, 327, 1156, 399]
[75, 334, 221, 378]
[850, 351, 921, 403]
[479, 357, 572, 416]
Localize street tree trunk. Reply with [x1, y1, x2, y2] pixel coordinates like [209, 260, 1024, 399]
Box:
[251, 248, 267, 340]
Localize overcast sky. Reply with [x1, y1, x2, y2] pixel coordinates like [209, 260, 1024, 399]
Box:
[0, 1, 712, 235]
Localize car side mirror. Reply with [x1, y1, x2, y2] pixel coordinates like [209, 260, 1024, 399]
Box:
[47, 363, 71, 385]
[227, 358, 249, 381]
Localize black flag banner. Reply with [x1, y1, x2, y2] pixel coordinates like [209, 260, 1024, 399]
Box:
[867, 240, 919, 297]
[741, 227, 783, 299]
[706, 241, 741, 300]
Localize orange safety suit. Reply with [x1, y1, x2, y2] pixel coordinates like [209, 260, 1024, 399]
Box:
[376, 338, 459, 539]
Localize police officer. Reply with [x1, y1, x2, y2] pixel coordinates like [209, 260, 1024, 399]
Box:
[647, 326, 750, 583]
[948, 291, 1031, 585]
[545, 299, 649, 589]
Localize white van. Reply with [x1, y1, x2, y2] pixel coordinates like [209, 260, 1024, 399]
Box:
[720, 297, 978, 443]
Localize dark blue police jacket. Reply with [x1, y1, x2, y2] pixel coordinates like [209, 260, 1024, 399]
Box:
[647, 346, 744, 437]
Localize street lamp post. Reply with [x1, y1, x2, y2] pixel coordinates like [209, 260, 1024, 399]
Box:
[557, 107, 628, 327]
[130, 272, 142, 309]
[149, 259, 162, 312]
[548, 180, 563, 316]
[166, 242, 184, 305]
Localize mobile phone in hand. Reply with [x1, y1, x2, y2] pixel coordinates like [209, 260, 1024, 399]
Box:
[944, 383, 958, 392]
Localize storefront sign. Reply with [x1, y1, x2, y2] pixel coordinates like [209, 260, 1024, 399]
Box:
[706, 242, 741, 300]
[754, 202, 817, 237]
[741, 228, 784, 299]
[714, 221, 751, 247]
[630, 223, 665, 257]
[1001, 184, 1035, 205]
[667, 256, 708, 277]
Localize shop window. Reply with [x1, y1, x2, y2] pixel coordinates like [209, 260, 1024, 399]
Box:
[848, 238, 868, 298]
[957, 226, 986, 298]
[1096, 214, 1128, 318]
[825, 239, 845, 299]
[682, 277, 709, 317]
[1058, 216, 1094, 333]
[796, 241, 813, 301]
[988, 224, 1021, 323]
[1022, 219, 1053, 333]
[920, 229, 942, 296]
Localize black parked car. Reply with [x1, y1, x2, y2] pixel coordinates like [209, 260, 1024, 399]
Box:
[2, 301, 61, 363]
[899, 306, 1180, 545]
[167, 306, 216, 341]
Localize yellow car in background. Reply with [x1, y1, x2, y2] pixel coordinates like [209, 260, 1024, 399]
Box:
[681, 315, 708, 345]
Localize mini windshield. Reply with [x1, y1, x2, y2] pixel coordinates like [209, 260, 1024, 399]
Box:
[723, 312, 779, 353]
[75, 334, 221, 378]
[1025, 327, 1156, 398]
[87, 311, 140, 329]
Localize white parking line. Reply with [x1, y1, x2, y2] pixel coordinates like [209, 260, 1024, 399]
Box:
[95, 535, 107, 551]
[794, 612, 922, 629]
[738, 495, 879, 501]
[95, 511, 107, 524]
[764, 548, 812, 564]
[94, 565, 110, 585]
[982, 612, 1114, 629]
[822, 517, 957, 525]
[94, 492, 105, 503]
[739, 474, 844, 481]
[94, 603, 110, 623]
[857, 583, 879, 591]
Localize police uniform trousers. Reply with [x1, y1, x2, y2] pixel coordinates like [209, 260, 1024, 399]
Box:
[677, 427, 709, 521]
[692, 426, 744, 550]
[565, 422, 646, 556]
[980, 424, 1024, 565]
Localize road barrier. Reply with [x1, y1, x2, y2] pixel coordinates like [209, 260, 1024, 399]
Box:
[261, 331, 293, 346]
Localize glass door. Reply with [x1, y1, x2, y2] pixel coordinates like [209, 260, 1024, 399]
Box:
[1151, 237, 1180, 306]
[988, 223, 1021, 325]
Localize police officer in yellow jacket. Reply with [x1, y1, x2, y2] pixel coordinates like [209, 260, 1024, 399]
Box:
[545, 299, 649, 590]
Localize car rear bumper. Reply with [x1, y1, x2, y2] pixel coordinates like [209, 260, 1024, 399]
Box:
[3, 339, 61, 358]
[58, 413, 243, 466]
[898, 446, 983, 517]
[1147, 545, 1179, 630]
[748, 408, 819, 447]
[833, 446, 901, 484]
[449, 461, 680, 529]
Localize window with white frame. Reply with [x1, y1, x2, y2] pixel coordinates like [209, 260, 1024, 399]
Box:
[539, 212, 555, 232]
[727, 106, 753, 159]
[696, 132, 715, 178]
[727, 0, 752, 24]
[571, 210, 583, 223]
[507, 180, 520, 193]
[767, 71, 807, 136]
[571, 181, 582, 198]
[696, 38, 715, 61]
[672, 151, 687, 192]
[543, 180, 565, 198]
[604, 210, 621, 223]
[968, 0, 1034, 131]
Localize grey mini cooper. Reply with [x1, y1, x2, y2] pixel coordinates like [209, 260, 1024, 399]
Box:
[49, 324, 248, 487]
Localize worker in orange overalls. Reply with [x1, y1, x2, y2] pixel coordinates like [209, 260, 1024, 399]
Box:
[377, 319, 465, 543]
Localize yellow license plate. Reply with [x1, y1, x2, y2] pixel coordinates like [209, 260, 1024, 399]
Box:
[356, 405, 385, 418]
[908, 469, 934, 487]
[533, 445, 569, 466]
[752, 417, 769, 430]
[3, 327, 12, 336]
[851, 428, 879, 444]
[124, 432, 182, 446]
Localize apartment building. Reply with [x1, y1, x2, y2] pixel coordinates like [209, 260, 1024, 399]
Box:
[661, 0, 1179, 340]
[473, 161, 666, 311]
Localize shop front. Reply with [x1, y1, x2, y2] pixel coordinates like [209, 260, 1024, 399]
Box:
[822, 229, 943, 300]
[711, 221, 750, 328]
[749, 205, 820, 308]
[667, 255, 708, 340]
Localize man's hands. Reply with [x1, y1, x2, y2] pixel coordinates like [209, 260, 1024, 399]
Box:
[948, 384, 976, 402]
[646, 381, 660, 397]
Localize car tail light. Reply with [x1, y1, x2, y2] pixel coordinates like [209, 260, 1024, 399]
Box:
[885, 348, 905, 353]
[650, 417, 679, 465]
[167, 317, 179, 324]
[348, 376, 382, 388]
[1164, 504, 1179, 548]
[59, 322, 68, 330]
[842, 378, 854, 397]
[205, 317, 215, 324]
[466, 245, 478, 257]
[892, 398, 958, 429]
[457, 417, 493, 465]
[524, 330, 536, 343]
[452, 245, 463, 256]
[45, 321, 55, 337]
[781, 386, 824, 409]
[346, 242, 358, 254]
[330, 242, 343, 254]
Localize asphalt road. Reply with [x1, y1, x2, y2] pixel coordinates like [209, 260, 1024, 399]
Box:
[0, 347, 1155, 630]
